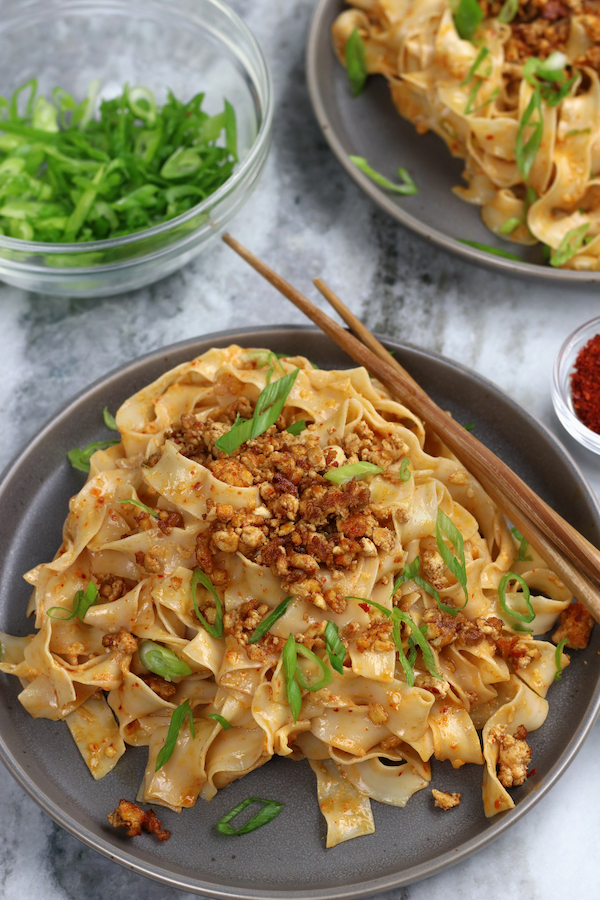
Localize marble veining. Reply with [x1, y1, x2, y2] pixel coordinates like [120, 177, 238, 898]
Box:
[1, 0, 600, 898]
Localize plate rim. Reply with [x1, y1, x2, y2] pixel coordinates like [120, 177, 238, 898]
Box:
[305, 0, 600, 284]
[1, 323, 600, 898]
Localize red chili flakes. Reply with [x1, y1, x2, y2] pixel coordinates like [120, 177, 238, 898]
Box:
[358, 603, 370, 612]
[571, 334, 600, 433]
[527, 768, 538, 778]
[494, 798, 502, 809]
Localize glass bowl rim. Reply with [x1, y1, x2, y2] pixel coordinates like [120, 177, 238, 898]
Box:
[0, 0, 273, 255]
[552, 314, 600, 453]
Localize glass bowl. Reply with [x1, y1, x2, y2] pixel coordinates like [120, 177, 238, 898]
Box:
[0, 0, 272, 297]
[552, 315, 600, 454]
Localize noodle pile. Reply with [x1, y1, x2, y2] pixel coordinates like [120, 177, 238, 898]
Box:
[0, 346, 579, 845]
[333, 0, 600, 269]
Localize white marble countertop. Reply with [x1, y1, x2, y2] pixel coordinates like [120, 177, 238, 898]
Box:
[1, 1, 600, 898]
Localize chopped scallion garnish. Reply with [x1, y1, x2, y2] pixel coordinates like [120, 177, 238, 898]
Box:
[451, 0, 483, 40]
[47, 580, 98, 621]
[349, 156, 418, 195]
[119, 498, 159, 517]
[399, 457, 411, 482]
[550, 223, 590, 267]
[282, 634, 332, 722]
[155, 699, 195, 771]
[286, 419, 307, 436]
[215, 367, 300, 454]
[191, 567, 223, 639]
[324, 461, 383, 485]
[248, 596, 293, 644]
[511, 526, 533, 562]
[324, 621, 346, 675]
[461, 47, 491, 86]
[216, 798, 284, 835]
[498, 0, 519, 23]
[498, 217, 521, 235]
[345, 29, 368, 97]
[138, 640, 192, 682]
[459, 239, 523, 261]
[498, 572, 535, 625]
[554, 637, 568, 680]
[436, 509, 468, 604]
[102, 407, 118, 431]
[392, 556, 460, 617]
[68, 438, 120, 472]
[208, 713, 233, 729]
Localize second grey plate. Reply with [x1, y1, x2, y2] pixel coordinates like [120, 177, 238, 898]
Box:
[306, 0, 600, 282]
[0, 325, 599, 898]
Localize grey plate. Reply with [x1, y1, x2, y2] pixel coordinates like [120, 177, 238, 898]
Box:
[306, 0, 600, 283]
[1, 325, 599, 898]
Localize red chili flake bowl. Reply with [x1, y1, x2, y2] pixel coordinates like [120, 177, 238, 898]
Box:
[553, 316, 600, 454]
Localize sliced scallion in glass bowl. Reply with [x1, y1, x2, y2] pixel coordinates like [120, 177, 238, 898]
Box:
[0, 0, 272, 297]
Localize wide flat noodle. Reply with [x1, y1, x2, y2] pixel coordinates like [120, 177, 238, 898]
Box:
[3, 345, 580, 845]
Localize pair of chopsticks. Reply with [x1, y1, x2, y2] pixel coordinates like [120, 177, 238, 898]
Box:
[222, 233, 600, 622]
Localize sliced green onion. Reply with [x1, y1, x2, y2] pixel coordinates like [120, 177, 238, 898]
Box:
[283, 633, 302, 722]
[350, 156, 418, 195]
[451, 0, 483, 40]
[466, 86, 499, 116]
[286, 419, 307, 436]
[392, 556, 460, 617]
[498, 217, 522, 235]
[353, 596, 441, 683]
[224, 100, 237, 162]
[0, 82, 237, 243]
[191, 567, 223, 639]
[216, 798, 284, 835]
[566, 128, 591, 138]
[208, 713, 233, 729]
[516, 88, 543, 179]
[294, 643, 333, 691]
[554, 637, 568, 681]
[155, 699, 195, 771]
[47, 581, 98, 621]
[138, 640, 192, 681]
[119, 498, 159, 517]
[461, 47, 491, 86]
[324, 461, 383, 485]
[345, 28, 368, 98]
[436, 509, 468, 604]
[459, 240, 523, 261]
[464, 423, 475, 431]
[511, 526, 533, 562]
[399, 457, 411, 482]
[498, 0, 519, 23]
[215, 368, 300, 454]
[68, 438, 120, 472]
[550, 223, 590, 267]
[103, 407, 118, 431]
[498, 572, 535, 624]
[324, 621, 346, 675]
[248, 596, 294, 644]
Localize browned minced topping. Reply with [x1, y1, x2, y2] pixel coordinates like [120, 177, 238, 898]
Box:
[97, 574, 130, 602]
[423, 608, 504, 649]
[158, 402, 405, 616]
[108, 799, 171, 841]
[133, 508, 184, 535]
[102, 630, 139, 655]
[478, 0, 600, 72]
[140, 673, 177, 700]
[432, 789, 462, 809]
[552, 600, 594, 649]
[490, 724, 531, 787]
[496, 634, 541, 669]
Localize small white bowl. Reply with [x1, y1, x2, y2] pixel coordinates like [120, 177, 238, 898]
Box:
[552, 316, 600, 454]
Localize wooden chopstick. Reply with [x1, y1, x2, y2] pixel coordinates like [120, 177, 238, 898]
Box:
[222, 233, 600, 620]
[313, 278, 600, 618]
